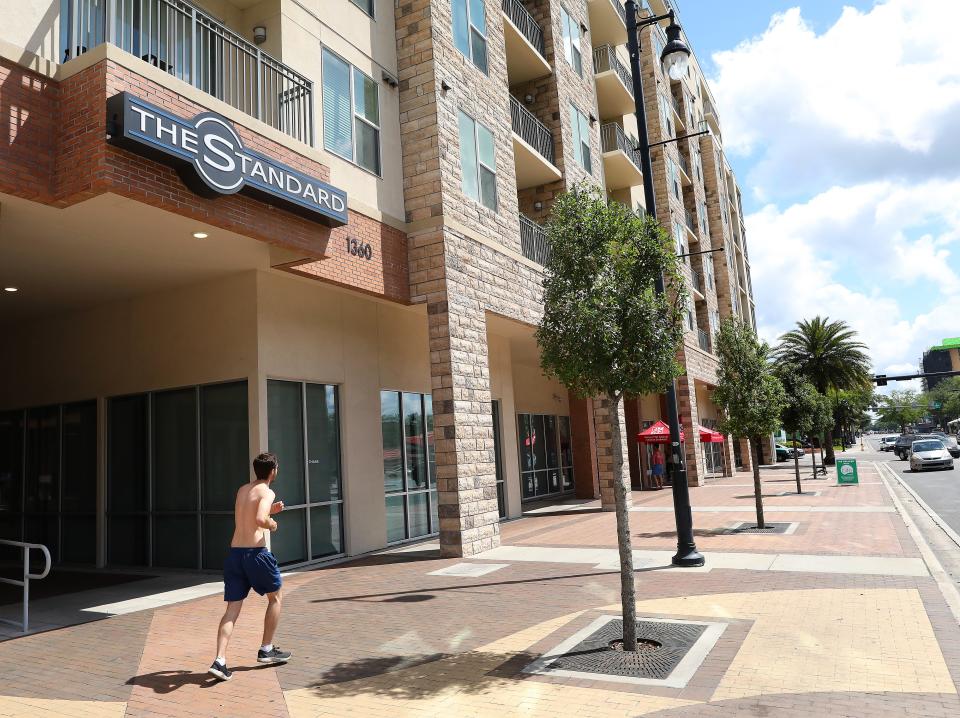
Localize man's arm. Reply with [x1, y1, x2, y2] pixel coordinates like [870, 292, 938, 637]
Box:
[255, 490, 278, 531]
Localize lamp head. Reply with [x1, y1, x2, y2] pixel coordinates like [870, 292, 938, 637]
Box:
[660, 13, 691, 81]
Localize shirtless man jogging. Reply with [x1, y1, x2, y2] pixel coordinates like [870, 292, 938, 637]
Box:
[209, 452, 291, 681]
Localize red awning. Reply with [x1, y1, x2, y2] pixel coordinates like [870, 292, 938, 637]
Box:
[637, 420, 685, 444]
[699, 425, 725, 443]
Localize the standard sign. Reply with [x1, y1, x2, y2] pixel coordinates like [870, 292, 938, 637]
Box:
[106, 92, 347, 227]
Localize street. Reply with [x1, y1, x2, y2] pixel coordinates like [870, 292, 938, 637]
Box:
[866, 436, 960, 535]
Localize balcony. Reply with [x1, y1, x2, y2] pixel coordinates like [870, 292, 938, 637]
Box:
[697, 328, 712, 353]
[704, 98, 721, 136]
[684, 209, 698, 240]
[63, 0, 313, 145]
[592, 45, 634, 119]
[691, 268, 705, 298]
[587, 0, 627, 48]
[520, 214, 551, 266]
[510, 96, 561, 189]
[600, 123, 643, 190]
[502, 0, 551, 84]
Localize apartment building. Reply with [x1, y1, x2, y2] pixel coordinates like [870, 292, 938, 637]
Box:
[922, 339, 960, 391]
[0, 0, 757, 571]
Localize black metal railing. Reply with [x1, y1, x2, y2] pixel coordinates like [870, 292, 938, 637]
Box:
[610, 0, 627, 26]
[502, 0, 545, 58]
[600, 123, 641, 169]
[698, 328, 712, 352]
[678, 151, 691, 177]
[519, 214, 550, 266]
[510, 96, 555, 165]
[62, 0, 314, 145]
[684, 209, 697, 233]
[592, 45, 632, 95]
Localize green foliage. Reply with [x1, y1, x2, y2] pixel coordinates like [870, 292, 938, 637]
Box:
[925, 376, 960, 425]
[772, 316, 872, 394]
[713, 318, 787, 439]
[877, 390, 925, 432]
[775, 363, 819, 438]
[810, 391, 833, 438]
[536, 184, 686, 398]
[832, 388, 874, 435]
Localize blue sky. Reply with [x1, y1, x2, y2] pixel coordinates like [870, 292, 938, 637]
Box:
[672, 0, 960, 389]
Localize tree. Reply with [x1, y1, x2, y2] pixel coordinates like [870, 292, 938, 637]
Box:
[925, 377, 960, 430]
[832, 388, 874, 449]
[775, 364, 819, 494]
[536, 185, 686, 651]
[877, 390, 925, 433]
[772, 317, 872, 465]
[810, 391, 833, 477]
[713, 319, 786, 528]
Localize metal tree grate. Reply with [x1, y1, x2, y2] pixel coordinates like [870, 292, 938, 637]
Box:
[546, 619, 707, 679]
[727, 521, 793, 535]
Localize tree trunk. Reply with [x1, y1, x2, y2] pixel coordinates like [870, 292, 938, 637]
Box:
[608, 393, 637, 651]
[794, 446, 802, 494]
[824, 428, 836, 465]
[810, 437, 818, 478]
[751, 436, 765, 529]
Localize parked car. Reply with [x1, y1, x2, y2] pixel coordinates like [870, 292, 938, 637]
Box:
[909, 439, 955, 472]
[775, 444, 803, 461]
[940, 434, 960, 459]
[879, 436, 898, 451]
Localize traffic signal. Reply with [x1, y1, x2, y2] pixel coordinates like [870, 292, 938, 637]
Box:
[875, 374, 887, 386]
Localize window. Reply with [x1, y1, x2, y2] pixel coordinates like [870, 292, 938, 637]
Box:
[560, 6, 582, 77]
[570, 104, 591, 173]
[458, 111, 497, 210]
[666, 156, 681, 199]
[686, 298, 695, 331]
[652, 26, 666, 60]
[382, 391, 438, 542]
[322, 49, 381, 174]
[673, 220, 687, 261]
[518, 413, 574, 499]
[106, 381, 249, 569]
[710, 309, 721, 335]
[658, 94, 673, 136]
[699, 200, 709, 235]
[704, 254, 715, 290]
[267, 381, 344, 565]
[1, 402, 97, 565]
[350, 0, 374, 16]
[453, 0, 488, 73]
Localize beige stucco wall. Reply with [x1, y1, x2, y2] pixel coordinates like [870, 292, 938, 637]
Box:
[3, 0, 60, 62]
[487, 332, 522, 518]
[254, 269, 431, 555]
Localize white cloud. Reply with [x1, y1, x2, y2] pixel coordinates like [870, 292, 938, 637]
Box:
[711, 0, 960, 198]
[711, 0, 960, 383]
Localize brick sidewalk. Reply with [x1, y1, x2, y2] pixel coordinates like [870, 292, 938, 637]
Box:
[1, 458, 959, 717]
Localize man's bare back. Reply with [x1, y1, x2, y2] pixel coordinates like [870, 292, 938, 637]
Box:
[231, 481, 283, 548]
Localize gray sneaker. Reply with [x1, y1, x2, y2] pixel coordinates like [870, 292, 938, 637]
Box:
[257, 646, 291, 664]
[208, 660, 232, 681]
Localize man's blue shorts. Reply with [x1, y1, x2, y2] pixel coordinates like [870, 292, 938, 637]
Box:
[223, 547, 282, 601]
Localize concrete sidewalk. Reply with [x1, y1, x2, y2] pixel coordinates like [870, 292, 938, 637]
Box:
[1, 459, 959, 717]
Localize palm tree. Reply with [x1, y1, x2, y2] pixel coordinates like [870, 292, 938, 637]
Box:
[772, 317, 872, 464]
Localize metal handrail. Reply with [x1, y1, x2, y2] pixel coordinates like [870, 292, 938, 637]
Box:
[600, 122, 641, 169]
[519, 213, 550, 265]
[63, 0, 314, 145]
[684, 209, 697, 233]
[510, 96, 555, 165]
[502, 0, 545, 58]
[611, 0, 627, 27]
[0, 540, 52, 633]
[691, 268, 704, 295]
[677, 151, 691, 177]
[592, 45, 632, 96]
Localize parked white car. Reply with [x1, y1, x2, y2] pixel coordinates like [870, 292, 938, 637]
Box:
[909, 439, 955, 472]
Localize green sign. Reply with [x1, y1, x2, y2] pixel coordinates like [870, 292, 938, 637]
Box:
[836, 458, 859, 485]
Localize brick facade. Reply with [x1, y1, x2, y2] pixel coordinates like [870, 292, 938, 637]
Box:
[0, 56, 410, 304]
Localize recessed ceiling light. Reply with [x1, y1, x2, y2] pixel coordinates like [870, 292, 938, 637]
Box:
[192, 231, 208, 239]
[3, 287, 17, 293]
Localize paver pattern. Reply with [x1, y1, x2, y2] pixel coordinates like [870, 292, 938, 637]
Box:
[2, 454, 960, 716]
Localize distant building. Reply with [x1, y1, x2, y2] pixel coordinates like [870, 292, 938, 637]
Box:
[922, 339, 960, 391]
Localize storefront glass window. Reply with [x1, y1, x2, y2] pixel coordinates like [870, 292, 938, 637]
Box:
[518, 413, 574, 500]
[381, 390, 437, 542]
[267, 380, 345, 565]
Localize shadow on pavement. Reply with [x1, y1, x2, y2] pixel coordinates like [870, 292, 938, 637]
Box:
[127, 664, 271, 693]
[309, 651, 537, 700]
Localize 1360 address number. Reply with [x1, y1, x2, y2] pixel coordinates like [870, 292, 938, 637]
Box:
[346, 238, 373, 260]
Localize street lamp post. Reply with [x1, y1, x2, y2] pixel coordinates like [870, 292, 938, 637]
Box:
[624, 1, 704, 567]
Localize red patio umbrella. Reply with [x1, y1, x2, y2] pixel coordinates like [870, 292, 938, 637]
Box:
[637, 420, 685, 444]
[698, 425, 725, 443]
